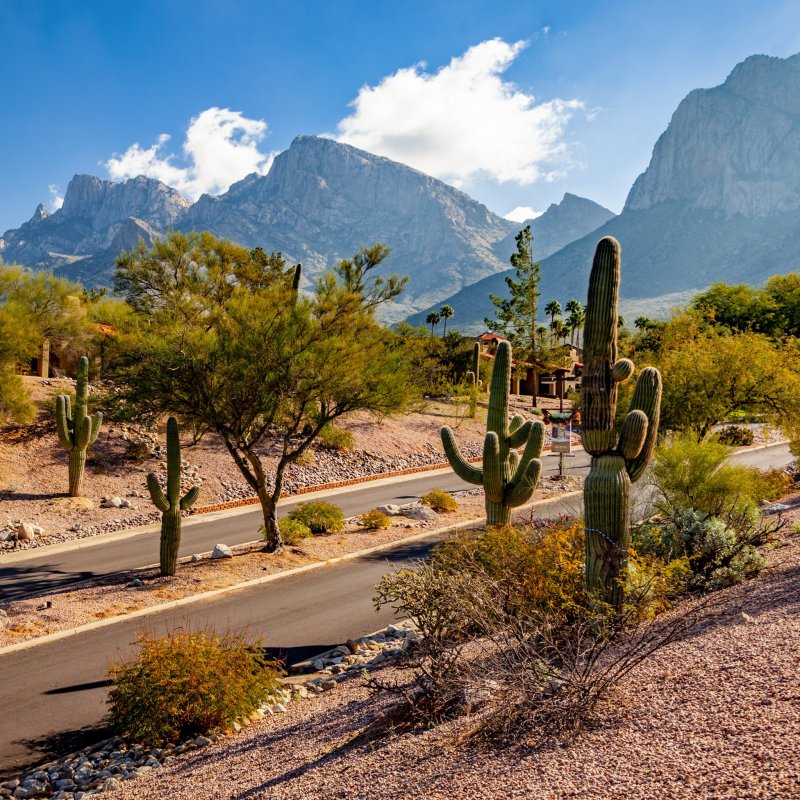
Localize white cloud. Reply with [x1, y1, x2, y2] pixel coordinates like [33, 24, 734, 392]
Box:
[106, 108, 276, 199]
[48, 184, 64, 211]
[336, 38, 583, 186]
[504, 206, 543, 223]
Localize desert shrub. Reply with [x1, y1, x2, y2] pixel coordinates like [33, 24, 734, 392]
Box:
[316, 423, 355, 452]
[716, 425, 754, 447]
[651, 433, 770, 519]
[359, 509, 391, 530]
[287, 500, 345, 534]
[756, 467, 793, 501]
[107, 629, 282, 744]
[632, 510, 767, 591]
[123, 439, 152, 462]
[421, 489, 458, 512]
[266, 518, 311, 545]
[372, 519, 706, 742]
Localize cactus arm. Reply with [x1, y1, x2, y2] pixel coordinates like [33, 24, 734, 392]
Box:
[181, 485, 201, 510]
[618, 410, 648, 459]
[483, 432, 503, 503]
[55, 396, 74, 451]
[509, 414, 523, 434]
[89, 412, 103, 445]
[612, 358, 635, 383]
[508, 419, 533, 449]
[440, 426, 483, 484]
[624, 366, 662, 482]
[147, 472, 170, 512]
[516, 419, 545, 473]
[508, 450, 520, 474]
[505, 457, 542, 507]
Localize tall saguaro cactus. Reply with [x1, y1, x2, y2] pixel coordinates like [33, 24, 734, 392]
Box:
[56, 356, 103, 496]
[441, 341, 544, 525]
[582, 237, 662, 607]
[147, 417, 200, 576]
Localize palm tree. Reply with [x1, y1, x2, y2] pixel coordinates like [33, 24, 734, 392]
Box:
[535, 325, 548, 347]
[439, 305, 454, 336]
[545, 299, 562, 335]
[555, 319, 571, 345]
[426, 311, 441, 336]
[565, 298, 582, 317]
[567, 307, 585, 347]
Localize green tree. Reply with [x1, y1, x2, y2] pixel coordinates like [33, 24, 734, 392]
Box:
[544, 299, 561, 331]
[484, 226, 541, 360]
[439, 304, 454, 336]
[567, 305, 585, 346]
[426, 311, 440, 335]
[111, 232, 413, 552]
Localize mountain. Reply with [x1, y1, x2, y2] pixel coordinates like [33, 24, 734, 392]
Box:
[0, 174, 191, 285]
[0, 137, 612, 320]
[419, 52, 800, 332]
[181, 136, 515, 318]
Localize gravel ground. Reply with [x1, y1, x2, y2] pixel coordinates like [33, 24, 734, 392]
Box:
[107, 515, 800, 800]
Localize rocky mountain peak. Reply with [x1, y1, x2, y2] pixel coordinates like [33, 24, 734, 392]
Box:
[625, 52, 800, 217]
[29, 203, 49, 224]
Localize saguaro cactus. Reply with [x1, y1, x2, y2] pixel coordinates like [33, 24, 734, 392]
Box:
[581, 237, 662, 607]
[56, 356, 103, 496]
[147, 417, 200, 576]
[441, 341, 544, 525]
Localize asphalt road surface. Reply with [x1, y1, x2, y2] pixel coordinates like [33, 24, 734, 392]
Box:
[0, 443, 791, 773]
[0, 452, 593, 601]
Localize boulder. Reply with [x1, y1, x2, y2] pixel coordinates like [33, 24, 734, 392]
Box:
[15, 522, 41, 541]
[211, 543, 233, 559]
[100, 497, 124, 508]
[400, 505, 438, 522]
[375, 504, 401, 516]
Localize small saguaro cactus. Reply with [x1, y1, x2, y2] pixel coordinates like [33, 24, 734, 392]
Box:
[147, 417, 200, 576]
[441, 341, 545, 525]
[581, 237, 662, 607]
[56, 356, 103, 496]
[471, 341, 483, 388]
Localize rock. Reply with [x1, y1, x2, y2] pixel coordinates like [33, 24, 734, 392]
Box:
[190, 553, 201, 562]
[15, 522, 39, 541]
[375, 504, 401, 516]
[192, 736, 212, 747]
[211, 543, 232, 559]
[119, 499, 134, 509]
[400, 505, 438, 522]
[313, 659, 325, 672]
[128, 578, 143, 587]
[345, 639, 360, 653]
[101, 497, 123, 508]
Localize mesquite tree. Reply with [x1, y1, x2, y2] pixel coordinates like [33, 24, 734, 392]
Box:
[441, 341, 544, 525]
[581, 237, 662, 608]
[112, 232, 411, 552]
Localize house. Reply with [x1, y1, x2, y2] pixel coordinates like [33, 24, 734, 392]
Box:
[29, 324, 117, 378]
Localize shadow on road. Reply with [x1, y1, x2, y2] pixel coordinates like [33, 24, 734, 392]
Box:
[3, 722, 114, 779]
[44, 679, 112, 696]
[0, 564, 95, 602]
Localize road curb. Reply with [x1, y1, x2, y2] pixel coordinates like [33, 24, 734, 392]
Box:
[0, 491, 583, 657]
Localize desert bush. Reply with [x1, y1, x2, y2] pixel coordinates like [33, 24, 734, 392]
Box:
[716, 425, 754, 447]
[317, 423, 355, 452]
[123, 439, 152, 462]
[372, 520, 709, 742]
[651, 433, 770, 519]
[756, 467, 793, 501]
[287, 500, 345, 534]
[267, 518, 311, 545]
[359, 509, 391, 530]
[421, 489, 458, 512]
[107, 629, 282, 744]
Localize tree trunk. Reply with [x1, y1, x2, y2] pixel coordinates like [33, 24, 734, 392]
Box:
[258, 487, 282, 553]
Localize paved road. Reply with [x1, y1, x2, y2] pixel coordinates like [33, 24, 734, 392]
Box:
[0, 453, 592, 601]
[0, 442, 790, 773]
[0, 491, 582, 774]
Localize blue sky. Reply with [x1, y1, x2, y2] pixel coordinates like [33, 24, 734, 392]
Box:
[1, 0, 800, 233]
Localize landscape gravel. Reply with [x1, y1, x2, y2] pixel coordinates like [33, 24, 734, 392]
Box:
[102, 519, 800, 800]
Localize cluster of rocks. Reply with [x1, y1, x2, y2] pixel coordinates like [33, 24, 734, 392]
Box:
[296, 622, 419, 692]
[0, 735, 224, 799]
[0, 522, 44, 544]
[375, 502, 439, 524]
[2, 625, 417, 798]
